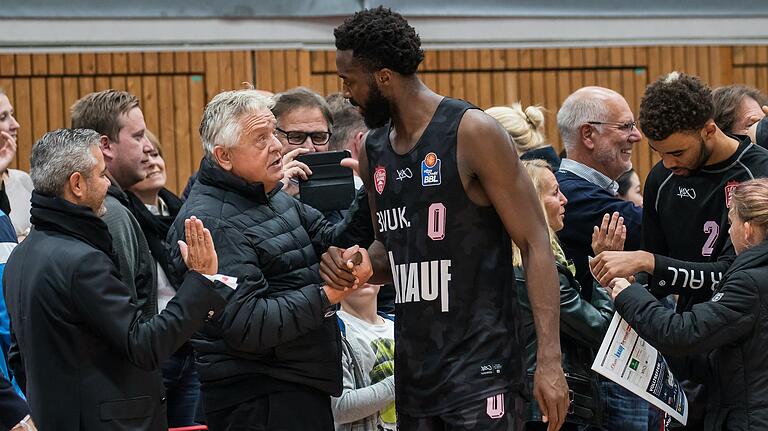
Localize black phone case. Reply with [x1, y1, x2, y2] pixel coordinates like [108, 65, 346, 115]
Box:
[296, 150, 355, 212]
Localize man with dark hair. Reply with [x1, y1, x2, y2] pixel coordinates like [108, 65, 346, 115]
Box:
[712, 84, 767, 136]
[590, 72, 768, 428]
[326, 6, 569, 430]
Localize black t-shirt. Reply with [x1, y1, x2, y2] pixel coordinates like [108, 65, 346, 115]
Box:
[365, 98, 524, 416]
[644, 137, 768, 311]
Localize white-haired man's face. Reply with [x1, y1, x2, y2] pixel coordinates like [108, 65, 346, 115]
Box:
[214, 108, 285, 192]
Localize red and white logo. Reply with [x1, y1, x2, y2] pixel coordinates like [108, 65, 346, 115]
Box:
[374, 166, 387, 195]
[725, 180, 739, 208]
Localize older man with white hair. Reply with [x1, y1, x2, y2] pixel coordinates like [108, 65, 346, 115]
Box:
[167, 89, 372, 431]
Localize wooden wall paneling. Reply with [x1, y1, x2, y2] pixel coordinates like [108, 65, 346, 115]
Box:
[190, 52, 205, 74]
[232, 51, 252, 87]
[733, 46, 746, 66]
[204, 51, 221, 100]
[29, 78, 48, 167]
[437, 51, 451, 96]
[450, 51, 466, 100]
[298, 50, 311, 88]
[15, 55, 31, 76]
[696, 46, 710, 84]
[173, 75, 191, 194]
[79, 53, 96, 75]
[110, 76, 127, 90]
[157, 76, 176, 191]
[504, 72, 518, 107]
[46, 77, 65, 133]
[64, 54, 80, 76]
[543, 71, 559, 151]
[126, 75, 143, 104]
[323, 52, 339, 96]
[77, 76, 95, 99]
[144, 52, 159, 74]
[759, 67, 768, 96]
[48, 54, 64, 75]
[308, 51, 324, 94]
[489, 71, 505, 106]
[256, 50, 274, 91]
[284, 50, 300, 89]
[159, 52, 175, 74]
[464, 50, 480, 104]
[111, 53, 128, 75]
[93, 53, 110, 75]
[174, 52, 190, 74]
[30, 55, 47, 77]
[188, 73, 205, 173]
[744, 64, 757, 86]
[271, 50, 287, 92]
[127, 52, 143, 74]
[14, 79, 32, 169]
[141, 76, 159, 137]
[94, 76, 111, 90]
[684, 46, 697, 76]
[0, 55, 14, 77]
[529, 71, 545, 106]
[422, 51, 438, 71]
[477, 50, 493, 108]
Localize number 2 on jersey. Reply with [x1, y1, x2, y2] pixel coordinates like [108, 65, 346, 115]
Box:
[702, 220, 719, 257]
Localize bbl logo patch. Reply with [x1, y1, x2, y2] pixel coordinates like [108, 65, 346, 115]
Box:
[374, 166, 387, 195]
[421, 152, 441, 186]
[724, 180, 739, 208]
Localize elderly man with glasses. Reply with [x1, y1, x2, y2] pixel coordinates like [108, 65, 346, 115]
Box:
[553, 86, 652, 431]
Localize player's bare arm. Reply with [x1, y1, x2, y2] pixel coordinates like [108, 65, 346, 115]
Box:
[457, 109, 569, 431]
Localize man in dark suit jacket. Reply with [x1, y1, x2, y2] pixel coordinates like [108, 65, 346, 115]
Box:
[3, 128, 230, 431]
[0, 374, 31, 431]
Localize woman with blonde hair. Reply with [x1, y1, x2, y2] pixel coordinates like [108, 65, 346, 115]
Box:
[486, 103, 560, 168]
[514, 159, 622, 429]
[603, 177, 768, 430]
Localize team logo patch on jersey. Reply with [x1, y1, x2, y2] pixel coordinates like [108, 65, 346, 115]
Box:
[725, 181, 739, 208]
[421, 152, 442, 186]
[374, 166, 387, 195]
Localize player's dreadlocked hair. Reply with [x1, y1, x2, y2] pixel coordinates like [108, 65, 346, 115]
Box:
[334, 6, 424, 75]
[639, 72, 714, 141]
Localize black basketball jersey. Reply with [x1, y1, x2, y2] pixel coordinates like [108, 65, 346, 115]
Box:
[644, 138, 768, 311]
[365, 98, 524, 416]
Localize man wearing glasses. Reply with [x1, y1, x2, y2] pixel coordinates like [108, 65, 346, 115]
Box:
[555, 86, 644, 297]
[554, 86, 651, 431]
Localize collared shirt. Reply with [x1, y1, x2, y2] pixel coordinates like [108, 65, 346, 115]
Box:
[559, 158, 619, 196]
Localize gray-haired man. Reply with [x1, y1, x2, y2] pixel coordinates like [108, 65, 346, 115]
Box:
[4, 128, 228, 430]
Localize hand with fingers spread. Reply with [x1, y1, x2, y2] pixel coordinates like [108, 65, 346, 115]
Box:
[534, 359, 570, 431]
[178, 216, 218, 276]
[591, 212, 627, 256]
[589, 250, 653, 287]
[280, 147, 313, 196]
[0, 131, 18, 173]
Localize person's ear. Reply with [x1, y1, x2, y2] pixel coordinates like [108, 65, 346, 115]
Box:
[68, 171, 86, 199]
[99, 135, 114, 161]
[580, 124, 596, 150]
[701, 119, 718, 141]
[744, 221, 765, 247]
[213, 145, 233, 171]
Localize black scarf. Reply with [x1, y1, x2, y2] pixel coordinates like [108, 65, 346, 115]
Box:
[123, 187, 184, 287]
[29, 191, 118, 267]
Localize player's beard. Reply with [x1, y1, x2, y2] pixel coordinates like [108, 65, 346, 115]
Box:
[686, 137, 712, 176]
[359, 79, 392, 129]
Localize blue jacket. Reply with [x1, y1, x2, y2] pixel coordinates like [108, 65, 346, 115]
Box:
[0, 210, 19, 396]
[555, 170, 643, 292]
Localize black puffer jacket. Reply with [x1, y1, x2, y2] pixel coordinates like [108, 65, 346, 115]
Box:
[167, 159, 347, 412]
[616, 239, 768, 431]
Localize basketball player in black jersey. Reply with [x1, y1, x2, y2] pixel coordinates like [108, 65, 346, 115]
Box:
[321, 7, 569, 431]
[589, 72, 768, 429]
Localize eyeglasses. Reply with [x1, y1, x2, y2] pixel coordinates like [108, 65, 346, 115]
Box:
[587, 120, 637, 132]
[275, 127, 332, 146]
